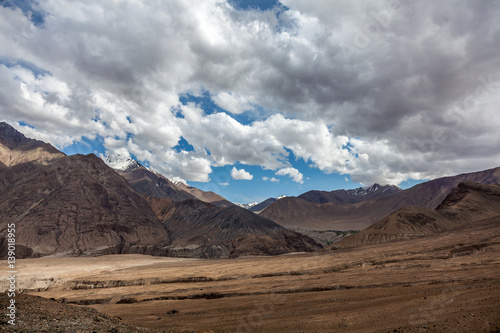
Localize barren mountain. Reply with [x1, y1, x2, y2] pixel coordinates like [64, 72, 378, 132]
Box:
[247, 196, 286, 213]
[146, 198, 321, 258]
[333, 182, 500, 249]
[261, 167, 500, 232]
[0, 125, 318, 260]
[0, 122, 64, 167]
[0, 154, 170, 258]
[299, 184, 401, 204]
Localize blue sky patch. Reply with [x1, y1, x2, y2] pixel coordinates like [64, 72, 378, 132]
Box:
[1, 0, 45, 26]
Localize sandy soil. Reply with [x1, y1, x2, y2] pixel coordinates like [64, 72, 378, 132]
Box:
[3, 219, 500, 332]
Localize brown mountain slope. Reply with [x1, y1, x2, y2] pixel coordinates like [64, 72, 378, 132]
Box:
[0, 122, 65, 167]
[174, 182, 233, 207]
[261, 167, 500, 232]
[146, 198, 321, 259]
[0, 154, 170, 258]
[333, 182, 500, 249]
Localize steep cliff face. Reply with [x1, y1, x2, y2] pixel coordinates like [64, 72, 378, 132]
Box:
[0, 154, 170, 258]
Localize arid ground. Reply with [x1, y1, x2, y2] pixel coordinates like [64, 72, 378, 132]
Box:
[2, 217, 500, 332]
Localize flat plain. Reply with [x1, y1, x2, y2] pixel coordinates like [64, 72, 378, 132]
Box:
[4, 215, 499, 333]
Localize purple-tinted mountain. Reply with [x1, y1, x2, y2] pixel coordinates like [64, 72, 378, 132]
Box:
[298, 184, 401, 204]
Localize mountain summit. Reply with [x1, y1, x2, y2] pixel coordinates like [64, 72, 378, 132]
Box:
[104, 154, 142, 172]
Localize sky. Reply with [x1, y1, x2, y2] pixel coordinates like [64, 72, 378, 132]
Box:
[0, 0, 499, 203]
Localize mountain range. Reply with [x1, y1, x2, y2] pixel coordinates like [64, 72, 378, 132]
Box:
[1, 121, 499, 259]
[333, 181, 500, 249]
[0, 122, 320, 258]
[260, 167, 500, 233]
[298, 183, 402, 204]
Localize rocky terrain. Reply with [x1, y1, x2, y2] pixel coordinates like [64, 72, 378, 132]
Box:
[0, 153, 170, 258]
[0, 293, 161, 332]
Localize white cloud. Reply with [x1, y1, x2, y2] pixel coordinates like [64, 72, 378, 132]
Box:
[231, 167, 253, 180]
[212, 92, 252, 114]
[262, 176, 279, 183]
[1, 0, 499, 186]
[219, 182, 230, 186]
[276, 167, 304, 184]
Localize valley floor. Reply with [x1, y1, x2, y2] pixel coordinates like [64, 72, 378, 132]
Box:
[2, 218, 500, 332]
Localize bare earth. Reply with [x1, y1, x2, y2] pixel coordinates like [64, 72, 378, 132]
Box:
[3, 219, 500, 332]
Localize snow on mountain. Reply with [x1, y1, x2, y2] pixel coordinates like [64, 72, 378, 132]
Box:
[103, 154, 142, 172]
[236, 202, 259, 209]
[345, 184, 400, 196]
[237, 195, 287, 212]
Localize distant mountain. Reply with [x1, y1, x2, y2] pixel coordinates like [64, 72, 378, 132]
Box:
[104, 154, 232, 206]
[0, 154, 170, 258]
[298, 184, 401, 204]
[146, 197, 321, 258]
[0, 122, 65, 167]
[333, 182, 500, 249]
[260, 167, 500, 232]
[236, 195, 286, 213]
[236, 202, 259, 210]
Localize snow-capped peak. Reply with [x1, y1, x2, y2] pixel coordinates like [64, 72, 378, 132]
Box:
[235, 202, 259, 209]
[276, 195, 287, 200]
[103, 154, 141, 172]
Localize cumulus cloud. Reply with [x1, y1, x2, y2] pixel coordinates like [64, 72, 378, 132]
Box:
[276, 167, 304, 184]
[0, 0, 499, 185]
[231, 167, 253, 180]
[262, 176, 279, 183]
